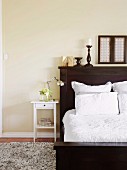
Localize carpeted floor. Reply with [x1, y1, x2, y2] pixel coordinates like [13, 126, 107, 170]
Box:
[0, 142, 56, 170]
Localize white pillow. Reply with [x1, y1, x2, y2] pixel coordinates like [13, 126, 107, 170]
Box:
[75, 92, 119, 116]
[118, 93, 127, 114]
[72, 81, 112, 95]
[113, 81, 127, 93]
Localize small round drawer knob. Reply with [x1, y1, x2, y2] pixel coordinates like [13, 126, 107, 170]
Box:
[44, 104, 46, 106]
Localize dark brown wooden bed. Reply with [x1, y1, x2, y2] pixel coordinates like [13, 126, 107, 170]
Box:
[54, 66, 127, 170]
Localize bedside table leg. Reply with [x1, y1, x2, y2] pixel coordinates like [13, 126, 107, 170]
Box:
[33, 105, 37, 142]
[54, 129, 56, 142]
[34, 129, 37, 142]
[54, 104, 56, 142]
[34, 130, 37, 142]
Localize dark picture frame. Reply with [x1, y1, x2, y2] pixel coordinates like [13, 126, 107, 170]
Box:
[98, 35, 127, 64]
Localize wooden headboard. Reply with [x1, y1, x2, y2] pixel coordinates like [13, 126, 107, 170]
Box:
[59, 66, 127, 141]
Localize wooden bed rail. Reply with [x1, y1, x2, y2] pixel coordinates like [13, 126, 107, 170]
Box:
[54, 142, 127, 170]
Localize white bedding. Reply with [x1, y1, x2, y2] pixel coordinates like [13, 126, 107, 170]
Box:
[63, 109, 127, 142]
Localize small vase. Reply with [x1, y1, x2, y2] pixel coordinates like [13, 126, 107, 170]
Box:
[39, 94, 45, 101]
[45, 94, 50, 102]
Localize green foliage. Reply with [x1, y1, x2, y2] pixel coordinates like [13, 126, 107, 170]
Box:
[39, 88, 52, 96]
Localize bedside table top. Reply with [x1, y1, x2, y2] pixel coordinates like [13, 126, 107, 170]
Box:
[31, 100, 59, 104]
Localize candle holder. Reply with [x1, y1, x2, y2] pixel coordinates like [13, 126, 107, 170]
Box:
[84, 45, 93, 67]
[74, 57, 83, 67]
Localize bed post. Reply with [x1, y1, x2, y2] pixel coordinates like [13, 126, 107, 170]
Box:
[59, 67, 68, 141]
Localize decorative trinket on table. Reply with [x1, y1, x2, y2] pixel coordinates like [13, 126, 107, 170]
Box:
[39, 118, 52, 126]
[74, 57, 83, 67]
[61, 56, 74, 66]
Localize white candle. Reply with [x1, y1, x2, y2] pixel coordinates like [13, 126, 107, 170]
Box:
[87, 38, 92, 46]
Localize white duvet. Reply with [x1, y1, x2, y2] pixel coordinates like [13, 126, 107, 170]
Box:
[63, 109, 127, 142]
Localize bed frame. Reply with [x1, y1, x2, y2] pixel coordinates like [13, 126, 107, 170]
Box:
[54, 66, 127, 170]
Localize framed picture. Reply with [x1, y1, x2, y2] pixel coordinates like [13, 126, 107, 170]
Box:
[61, 56, 74, 66]
[98, 35, 127, 64]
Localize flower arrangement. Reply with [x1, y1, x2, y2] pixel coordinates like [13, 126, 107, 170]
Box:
[39, 88, 52, 101]
[39, 88, 52, 96]
[39, 77, 64, 101]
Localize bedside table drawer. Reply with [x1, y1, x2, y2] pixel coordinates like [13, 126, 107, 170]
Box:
[35, 103, 54, 109]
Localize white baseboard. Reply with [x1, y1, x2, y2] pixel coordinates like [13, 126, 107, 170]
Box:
[2, 132, 60, 138]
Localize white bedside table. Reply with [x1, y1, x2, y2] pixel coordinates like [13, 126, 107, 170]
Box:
[31, 100, 59, 142]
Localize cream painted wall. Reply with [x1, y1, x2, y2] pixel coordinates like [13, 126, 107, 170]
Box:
[2, 0, 127, 132]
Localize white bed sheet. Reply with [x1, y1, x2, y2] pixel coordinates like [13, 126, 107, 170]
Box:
[63, 109, 127, 142]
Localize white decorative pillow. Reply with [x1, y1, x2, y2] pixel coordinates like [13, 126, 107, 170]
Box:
[113, 81, 127, 93]
[71, 81, 112, 95]
[75, 92, 119, 116]
[118, 93, 127, 114]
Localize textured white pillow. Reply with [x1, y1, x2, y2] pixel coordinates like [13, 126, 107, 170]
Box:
[75, 92, 119, 115]
[113, 81, 127, 93]
[118, 93, 127, 114]
[72, 81, 112, 95]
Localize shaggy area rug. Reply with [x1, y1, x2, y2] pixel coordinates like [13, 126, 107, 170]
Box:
[0, 142, 56, 170]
